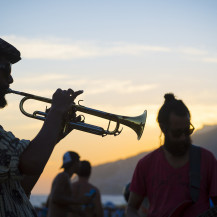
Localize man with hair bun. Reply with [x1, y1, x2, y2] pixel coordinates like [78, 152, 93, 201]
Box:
[126, 93, 217, 217]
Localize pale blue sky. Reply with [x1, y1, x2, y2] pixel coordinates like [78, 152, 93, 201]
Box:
[2, 1, 217, 44]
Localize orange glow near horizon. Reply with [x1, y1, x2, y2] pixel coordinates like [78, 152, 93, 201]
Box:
[1, 95, 217, 195]
[28, 121, 162, 194]
[2, 1, 217, 197]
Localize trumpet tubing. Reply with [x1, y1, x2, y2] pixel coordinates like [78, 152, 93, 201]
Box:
[6, 88, 147, 140]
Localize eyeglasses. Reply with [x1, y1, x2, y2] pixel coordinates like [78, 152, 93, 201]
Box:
[169, 123, 195, 138]
[0, 63, 12, 74]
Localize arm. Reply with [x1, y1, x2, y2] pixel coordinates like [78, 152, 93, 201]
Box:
[21, 175, 41, 198]
[19, 89, 83, 176]
[126, 192, 144, 217]
[51, 173, 81, 205]
[94, 189, 104, 217]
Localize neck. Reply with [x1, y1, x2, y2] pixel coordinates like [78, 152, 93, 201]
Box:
[64, 169, 74, 177]
[162, 145, 190, 168]
[78, 176, 89, 182]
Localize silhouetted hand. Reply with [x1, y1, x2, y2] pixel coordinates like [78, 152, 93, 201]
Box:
[51, 88, 83, 116]
[45, 88, 84, 143]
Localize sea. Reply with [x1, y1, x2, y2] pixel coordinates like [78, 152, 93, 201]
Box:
[30, 194, 126, 207]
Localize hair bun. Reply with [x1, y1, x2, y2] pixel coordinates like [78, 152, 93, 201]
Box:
[164, 93, 175, 103]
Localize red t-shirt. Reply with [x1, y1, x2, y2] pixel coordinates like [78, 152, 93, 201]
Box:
[130, 146, 217, 217]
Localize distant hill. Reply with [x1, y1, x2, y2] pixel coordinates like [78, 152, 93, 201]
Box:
[192, 125, 217, 158]
[90, 152, 150, 195]
[90, 125, 217, 195]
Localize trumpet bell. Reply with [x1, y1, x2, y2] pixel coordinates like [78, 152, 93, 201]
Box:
[119, 110, 147, 140]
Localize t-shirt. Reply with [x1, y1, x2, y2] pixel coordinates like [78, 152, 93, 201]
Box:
[130, 146, 217, 217]
[0, 126, 37, 217]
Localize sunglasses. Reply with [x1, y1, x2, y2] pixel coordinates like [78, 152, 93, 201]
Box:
[0, 63, 12, 74]
[169, 123, 195, 138]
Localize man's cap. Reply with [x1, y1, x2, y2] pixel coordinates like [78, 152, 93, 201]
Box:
[61, 151, 80, 169]
[0, 38, 21, 64]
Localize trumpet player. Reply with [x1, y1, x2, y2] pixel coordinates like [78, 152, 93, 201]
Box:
[0, 37, 83, 217]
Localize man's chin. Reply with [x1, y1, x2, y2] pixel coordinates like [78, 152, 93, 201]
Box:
[172, 147, 189, 157]
[0, 98, 7, 108]
[164, 138, 191, 157]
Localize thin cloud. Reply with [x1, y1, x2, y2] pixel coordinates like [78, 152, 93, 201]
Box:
[15, 77, 157, 95]
[3, 36, 171, 60]
[178, 47, 208, 56]
[84, 80, 158, 95]
[15, 74, 69, 83]
[4, 35, 217, 63]
[202, 57, 217, 63]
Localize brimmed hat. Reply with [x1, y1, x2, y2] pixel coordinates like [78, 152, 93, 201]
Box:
[0, 38, 21, 64]
[61, 151, 80, 169]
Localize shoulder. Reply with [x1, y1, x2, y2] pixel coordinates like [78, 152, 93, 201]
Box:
[56, 171, 68, 178]
[134, 148, 162, 173]
[0, 126, 14, 138]
[53, 172, 69, 184]
[138, 147, 162, 164]
[200, 146, 216, 161]
[51, 172, 71, 194]
[87, 184, 101, 200]
[89, 183, 100, 193]
[197, 147, 217, 179]
[196, 146, 217, 171]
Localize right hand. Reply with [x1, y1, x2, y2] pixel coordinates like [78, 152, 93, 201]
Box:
[50, 88, 83, 116]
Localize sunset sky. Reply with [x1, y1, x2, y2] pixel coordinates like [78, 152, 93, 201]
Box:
[2, 0, 217, 194]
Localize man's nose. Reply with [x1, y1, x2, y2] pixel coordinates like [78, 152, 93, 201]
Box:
[179, 133, 188, 140]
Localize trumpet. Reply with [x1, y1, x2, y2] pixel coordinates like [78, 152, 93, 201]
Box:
[6, 88, 147, 140]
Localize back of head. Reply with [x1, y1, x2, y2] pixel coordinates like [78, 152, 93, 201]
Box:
[157, 93, 190, 131]
[78, 160, 91, 178]
[0, 38, 21, 64]
[123, 182, 131, 202]
[61, 151, 80, 169]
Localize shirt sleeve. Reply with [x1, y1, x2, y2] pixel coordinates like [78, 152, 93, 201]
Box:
[6, 131, 30, 156]
[15, 139, 31, 156]
[0, 128, 30, 180]
[130, 159, 147, 197]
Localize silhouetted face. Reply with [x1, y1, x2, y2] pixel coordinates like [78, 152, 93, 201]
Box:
[164, 113, 194, 156]
[74, 160, 81, 174]
[0, 56, 13, 108]
[67, 160, 81, 177]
